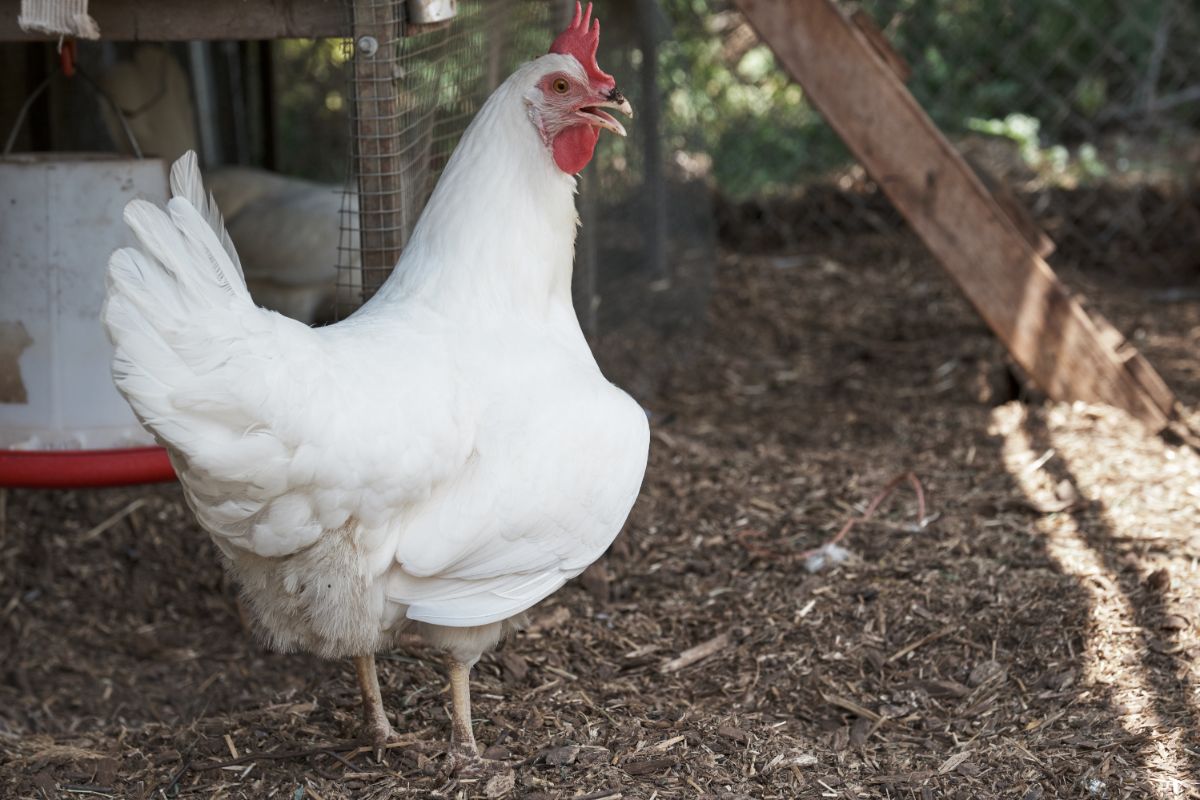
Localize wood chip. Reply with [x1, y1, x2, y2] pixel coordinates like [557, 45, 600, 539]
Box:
[937, 750, 972, 774]
[623, 757, 676, 776]
[886, 624, 956, 663]
[849, 716, 873, 747]
[497, 650, 528, 683]
[651, 735, 686, 751]
[823, 694, 882, 723]
[716, 725, 750, 743]
[660, 632, 731, 673]
[542, 664, 577, 681]
[525, 606, 570, 634]
[542, 745, 579, 766]
[483, 771, 515, 799]
[864, 771, 936, 785]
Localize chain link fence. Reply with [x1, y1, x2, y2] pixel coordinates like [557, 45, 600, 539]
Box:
[331, 0, 563, 306]
[700, 0, 1200, 278]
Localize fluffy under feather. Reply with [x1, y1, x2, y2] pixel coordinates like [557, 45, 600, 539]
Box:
[102, 54, 649, 662]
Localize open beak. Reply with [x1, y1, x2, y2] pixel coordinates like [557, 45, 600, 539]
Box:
[579, 89, 633, 137]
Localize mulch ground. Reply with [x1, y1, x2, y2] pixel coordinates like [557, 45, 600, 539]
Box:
[2, 233, 1199, 798]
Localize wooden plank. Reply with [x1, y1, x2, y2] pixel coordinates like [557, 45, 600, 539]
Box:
[0, 0, 346, 41]
[732, 0, 1175, 431]
[350, 0, 405, 301]
[849, 10, 910, 83]
[965, 155, 1056, 259]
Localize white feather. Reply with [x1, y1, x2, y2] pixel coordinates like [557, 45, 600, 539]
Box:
[170, 150, 245, 280]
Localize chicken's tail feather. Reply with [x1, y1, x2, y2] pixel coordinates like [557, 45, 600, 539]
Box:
[103, 151, 256, 431]
[104, 248, 196, 433]
[169, 150, 245, 281]
[115, 151, 252, 312]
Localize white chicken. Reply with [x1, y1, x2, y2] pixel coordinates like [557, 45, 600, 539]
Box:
[102, 3, 647, 759]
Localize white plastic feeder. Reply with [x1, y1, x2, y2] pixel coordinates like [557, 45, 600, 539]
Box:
[0, 153, 175, 487]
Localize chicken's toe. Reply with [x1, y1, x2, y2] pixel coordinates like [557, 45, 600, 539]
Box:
[450, 745, 511, 778]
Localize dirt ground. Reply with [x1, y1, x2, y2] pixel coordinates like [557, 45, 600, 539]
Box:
[2, 234, 1199, 799]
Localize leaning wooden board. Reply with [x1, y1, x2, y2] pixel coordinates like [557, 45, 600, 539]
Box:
[732, 0, 1176, 431]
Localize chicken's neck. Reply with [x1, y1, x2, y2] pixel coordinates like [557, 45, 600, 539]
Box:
[365, 64, 581, 323]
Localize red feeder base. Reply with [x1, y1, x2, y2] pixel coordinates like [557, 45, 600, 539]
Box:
[0, 446, 176, 489]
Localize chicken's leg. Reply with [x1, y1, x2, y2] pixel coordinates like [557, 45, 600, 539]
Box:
[448, 659, 477, 755]
[353, 654, 393, 748]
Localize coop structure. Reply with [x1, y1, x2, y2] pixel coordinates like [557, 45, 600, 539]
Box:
[0, 0, 472, 487]
[1, 0, 711, 484]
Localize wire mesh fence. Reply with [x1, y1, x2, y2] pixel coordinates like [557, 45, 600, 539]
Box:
[334, 0, 567, 306]
[578, 0, 716, 385]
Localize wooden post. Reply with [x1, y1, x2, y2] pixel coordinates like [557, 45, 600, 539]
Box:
[351, 0, 405, 301]
[636, 0, 667, 282]
[732, 0, 1176, 431]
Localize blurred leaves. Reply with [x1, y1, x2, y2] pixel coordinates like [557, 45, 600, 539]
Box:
[655, 0, 1199, 197]
[274, 38, 353, 181]
[265, 0, 1198, 196]
[656, 1, 849, 197]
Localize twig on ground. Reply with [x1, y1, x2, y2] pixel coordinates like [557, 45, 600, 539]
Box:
[800, 471, 929, 560]
[661, 631, 733, 673]
[886, 623, 958, 664]
[734, 471, 930, 562]
[77, 498, 146, 544]
[160, 758, 193, 798]
[195, 742, 364, 770]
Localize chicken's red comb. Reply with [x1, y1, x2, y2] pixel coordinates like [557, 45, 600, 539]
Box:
[549, 2, 615, 88]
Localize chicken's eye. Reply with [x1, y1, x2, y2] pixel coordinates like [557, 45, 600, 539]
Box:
[552, 78, 570, 94]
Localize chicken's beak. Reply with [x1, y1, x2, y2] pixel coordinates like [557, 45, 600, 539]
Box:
[606, 88, 634, 119]
[579, 88, 633, 137]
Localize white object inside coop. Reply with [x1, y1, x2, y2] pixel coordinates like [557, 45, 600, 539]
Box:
[0, 154, 168, 453]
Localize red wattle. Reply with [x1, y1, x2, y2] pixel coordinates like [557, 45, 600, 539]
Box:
[552, 125, 601, 174]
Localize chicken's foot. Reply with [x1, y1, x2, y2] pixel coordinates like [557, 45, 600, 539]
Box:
[353, 654, 393, 755]
[448, 658, 477, 755]
[447, 658, 511, 777]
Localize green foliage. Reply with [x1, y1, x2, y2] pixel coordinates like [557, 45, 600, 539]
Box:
[655, 3, 846, 196]
[967, 114, 1059, 169]
[266, 0, 1196, 196]
[273, 38, 353, 182]
[968, 113, 1115, 183]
